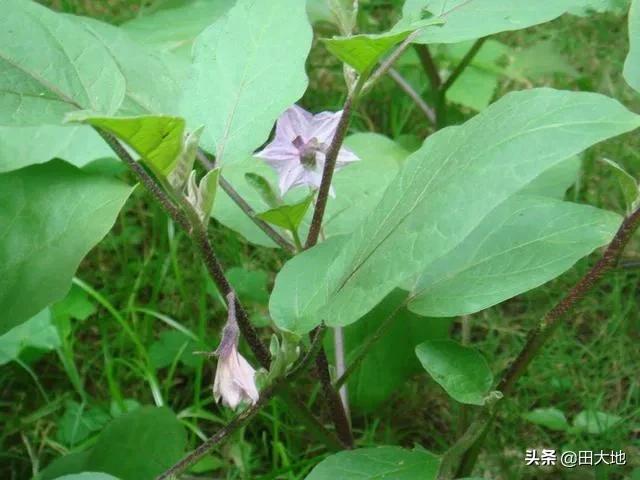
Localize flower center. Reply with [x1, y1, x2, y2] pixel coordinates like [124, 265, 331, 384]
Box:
[292, 136, 323, 169]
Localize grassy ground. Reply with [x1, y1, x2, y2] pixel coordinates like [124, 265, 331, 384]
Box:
[4, 2, 640, 480]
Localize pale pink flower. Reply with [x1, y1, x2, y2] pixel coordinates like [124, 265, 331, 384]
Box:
[256, 105, 360, 196]
[213, 293, 259, 410]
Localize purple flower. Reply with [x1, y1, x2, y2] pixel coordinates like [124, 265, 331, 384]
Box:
[256, 105, 359, 196]
[213, 293, 259, 410]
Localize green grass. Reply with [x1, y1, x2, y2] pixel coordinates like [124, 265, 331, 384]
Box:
[3, 2, 640, 480]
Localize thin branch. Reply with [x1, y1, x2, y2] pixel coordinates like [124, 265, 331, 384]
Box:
[388, 68, 436, 124]
[156, 327, 329, 480]
[440, 37, 487, 94]
[334, 325, 350, 418]
[442, 205, 640, 479]
[414, 44, 442, 90]
[195, 150, 296, 252]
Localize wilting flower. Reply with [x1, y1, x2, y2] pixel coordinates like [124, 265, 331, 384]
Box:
[213, 293, 259, 410]
[256, 105, 360, 196]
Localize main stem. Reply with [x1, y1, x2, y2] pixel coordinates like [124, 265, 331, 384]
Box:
[443, 205, 640, 479]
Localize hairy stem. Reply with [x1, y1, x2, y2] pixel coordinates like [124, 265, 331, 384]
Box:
[444, 205, 640, 479]
[195, 150, 295, 252]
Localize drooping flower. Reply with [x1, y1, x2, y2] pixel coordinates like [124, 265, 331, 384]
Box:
[256, 105, 360, 196]
[213, 293, 259, 410]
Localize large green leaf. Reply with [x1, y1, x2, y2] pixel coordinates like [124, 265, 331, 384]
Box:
[0, 308, 59, 365]
[0, 0, 125, 125]
[87, 406, 187, 480]
[416, 340, 493, 405]
[75, 17, 185, 116]
[270, 236, 347, 334]
[181, 0, 312, 165]
[400, 0, 581, 44]
[72, 115, 185, 177]
[270, 89, 640, 333]
[519, 156, 581, 199]
[406, 195, 621, 317]
[326, 290, 452, 412]
[625, 0, 640, 93]
[0, 160, 132, 334]
[122, 0, 235, 57]
[0, 125, 113, 173]
[306, 447, 440, 480]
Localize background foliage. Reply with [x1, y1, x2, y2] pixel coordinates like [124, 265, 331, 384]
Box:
[1, 0, 639, 479]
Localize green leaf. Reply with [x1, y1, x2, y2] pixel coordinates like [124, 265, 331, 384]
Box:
[245, 172, 281, 209]
[0, 0, 125, 125]
[70, 115, 185, 177]
[74, 16, 185, 116]
[198, 168, 220, 221]
[327, 290, 452, 412]
[519, 156, 581, 199]
[523, 407, 570, 431]
[570, 0, 630, 15]
[181, 0, 312, 165]
[601, 158, 639, 211]
[270, 89, 640, 332]
[312, 133, 408, 238]
[415, 340, 493, 405]
[0, 160, 132, 334]
[573, 410, 623, 435]
[168, 126, 204, 189]
[270, 236, 348, 334]
[626, 0, 640, 93]
[505, 41, 579, 81]
[0, 125, 114, 173]
[446, 66, 499, 111]
[122, 0, 234, 57]
[56, 401, 111, 447]
[400, 0, 581, 44]
[0, 309, 59, 365]
[323, 18, 443, 74]
[306, 446, 440, 479]
[35, 452, 92, 480]
[87, 406, 187, 480]
[226, 267, 270, 304]
[406, 195, 621, 317]
[53, 474, 120, 480]
[257, 196, 314, 232]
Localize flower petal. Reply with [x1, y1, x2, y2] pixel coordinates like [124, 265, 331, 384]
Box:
[278, 163, 307, 195]
[276, 105, 313, 143]
[335, 146, 360, 167]
[309, 110, 343, 144]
